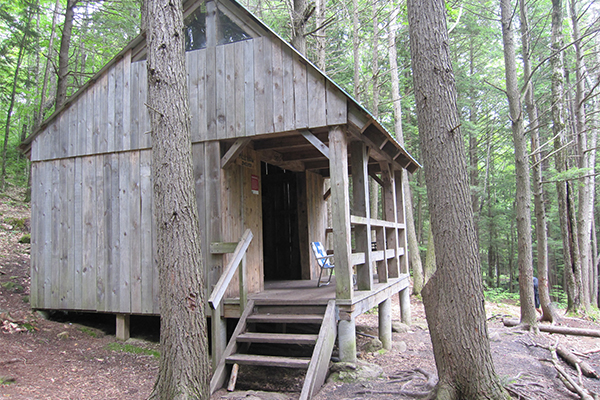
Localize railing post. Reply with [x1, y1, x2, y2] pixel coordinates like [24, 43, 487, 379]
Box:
[239, 254, 247, 313]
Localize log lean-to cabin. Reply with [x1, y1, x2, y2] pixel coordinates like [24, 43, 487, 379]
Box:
[20, 0, 420, 397]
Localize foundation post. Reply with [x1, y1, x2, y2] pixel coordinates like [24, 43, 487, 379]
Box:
[399, 287, 411, 325]
[116, 314, 130, 341]
[379, 298, 392, 350]
[338, 315, 357, 363]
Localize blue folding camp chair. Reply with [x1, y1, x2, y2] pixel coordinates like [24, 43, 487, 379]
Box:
[311, 241, 335, 287]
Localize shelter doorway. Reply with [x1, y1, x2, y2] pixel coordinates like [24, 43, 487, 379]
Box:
[261, 162, 302, 281]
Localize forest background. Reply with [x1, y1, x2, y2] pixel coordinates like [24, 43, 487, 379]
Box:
[1, 0, 599, 314]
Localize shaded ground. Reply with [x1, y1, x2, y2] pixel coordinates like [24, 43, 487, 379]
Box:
[1, 188, 599, 399]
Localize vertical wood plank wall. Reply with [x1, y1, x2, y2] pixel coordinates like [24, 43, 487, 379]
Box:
[29, 35, 348, 314]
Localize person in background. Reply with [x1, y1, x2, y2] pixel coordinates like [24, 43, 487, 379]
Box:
[533, 277, 541, 315]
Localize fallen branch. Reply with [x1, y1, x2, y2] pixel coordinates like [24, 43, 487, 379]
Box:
[556, 344, 600, 379]
[551, 350, 594, 400]
[503, 319, 600, 338]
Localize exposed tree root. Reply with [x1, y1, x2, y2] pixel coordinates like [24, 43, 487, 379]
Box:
[357, 368, 437, 398]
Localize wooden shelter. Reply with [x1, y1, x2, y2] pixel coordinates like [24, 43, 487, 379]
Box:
[21, 0, 420, 397]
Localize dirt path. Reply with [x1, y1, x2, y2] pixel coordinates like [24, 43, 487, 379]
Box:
[1, 190, 600, 399]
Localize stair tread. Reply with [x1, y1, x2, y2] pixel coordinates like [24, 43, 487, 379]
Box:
[237, 332, 318, 344]
[226, 354, 311, 368]
[247, 313, 324, 324]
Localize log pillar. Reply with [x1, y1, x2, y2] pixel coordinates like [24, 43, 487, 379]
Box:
[328, 126, 353, 300]
[350, 141, 372, 291]
[378, 298, 392, 350]
[380, 162, 399, 278]
[338, 315, 357, 363]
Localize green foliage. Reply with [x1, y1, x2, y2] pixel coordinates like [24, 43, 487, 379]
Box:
[484, 287, 520, 304]
[549, 285, 568, 309]
[78, 326, 101, 338]
[0, 376, 16, 385]
[106, 342, 160, 358]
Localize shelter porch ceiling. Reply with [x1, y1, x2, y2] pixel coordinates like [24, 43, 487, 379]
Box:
[220, 128, 405, 177]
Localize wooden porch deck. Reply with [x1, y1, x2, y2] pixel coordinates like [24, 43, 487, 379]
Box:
[245, 274, 410, 316]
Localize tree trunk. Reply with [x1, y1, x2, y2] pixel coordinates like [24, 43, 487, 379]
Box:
[1, 4, 35, 191]
[352, 0, 360, 101]
[291, 0, 308, 55]
[519, 0, 556, 323]
[144, 0, 210, 397]
[387, 6, 424, 295]
[424, 223, 436, 283]
[406, 0, 508, 398]
[35, 0, 61, 128]
[570, 0, 595, 312]
[368, 0, 379, 225]
[55, 0, 78, 110]
[500, 0, 536, 327]
[551, 0, 583, 313]
[315, 0, 326, 70]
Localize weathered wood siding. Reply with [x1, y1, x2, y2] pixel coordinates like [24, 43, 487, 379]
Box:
[32, 37, 347, 162]
[220, 148, 263, 297]
[305, 171, 328, 280]
[29, 35, 347, 314]
[30, 150, 157, 313]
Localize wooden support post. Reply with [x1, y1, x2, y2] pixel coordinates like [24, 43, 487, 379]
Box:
[211, 305, 227, 369]
[328, 126, 353, 300]
[116, 314, 130, 341]
[380, 162, 400, 278]
[379, 298, 392, 350]
[399, 287, 411, 325]
[350, 141, 372, 291]
[338, 315, 357, 363]
[395, 169, 409, 275]
[239, 254, 247, 313]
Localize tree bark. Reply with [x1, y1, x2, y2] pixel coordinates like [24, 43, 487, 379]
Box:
[35, 0, 61, 128]
[570, 0, 595, 312]
[352, 0, 360, 101]
[551, 0, 583, 313]
[500, 0, 537, 327]
[519, 0, 557, 323]
[55, 0, 78, 110]
[315, 0, 326, 70]
[1, 3, 35, 191]
[386, 6, 424, 295]
[144, 0, 210, 397]
[406, 0, 509, 398]
[291, 0, 308, 55]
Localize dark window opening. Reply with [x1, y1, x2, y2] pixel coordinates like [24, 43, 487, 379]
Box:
[184, 6, 252, 52]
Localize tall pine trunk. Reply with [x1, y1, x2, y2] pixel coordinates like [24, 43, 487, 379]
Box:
[519, 0, 556, 322]
[551, 0, 583, 313]
[386, 5, 424, 294]
[570, 0, 595, 311]
[500, 0, 536, 327]
[145, 0, 210, 397]
[407, 0, 508, 398]
[55, 0, 78, 109]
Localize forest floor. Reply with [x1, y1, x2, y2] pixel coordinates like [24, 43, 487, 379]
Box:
[1, 187, 600, 400]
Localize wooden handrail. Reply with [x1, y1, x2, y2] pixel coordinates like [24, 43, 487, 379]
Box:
[208, 229, 253, 310]
[350, 215, 406, 229]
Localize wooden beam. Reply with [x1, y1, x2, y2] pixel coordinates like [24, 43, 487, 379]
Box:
[221, 138, 251, 169]
[350, 141, 372, 291]
[208, 229, 253, 309]
[210, 242, 239, 254]
[300, 129, 329, 159]
[328, 126, 353, 300]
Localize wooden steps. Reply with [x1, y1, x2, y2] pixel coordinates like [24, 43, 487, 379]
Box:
[210, 299, 337, 400]
[226, 354, 311, 368]
[236, 332, 318, 345]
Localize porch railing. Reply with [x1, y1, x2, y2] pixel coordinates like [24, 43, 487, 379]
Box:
[208, 229, 254, 311]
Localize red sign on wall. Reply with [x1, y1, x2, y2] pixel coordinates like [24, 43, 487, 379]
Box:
[251, 174, 259, 195]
